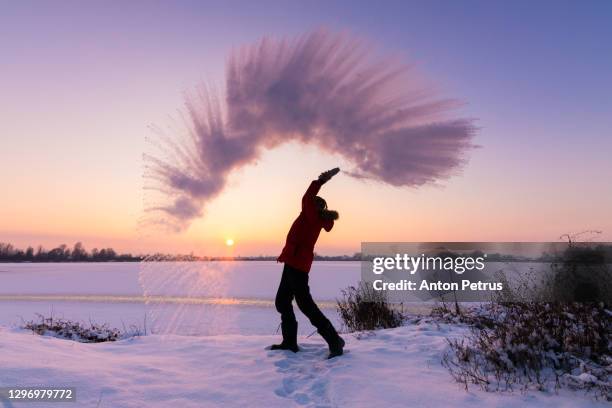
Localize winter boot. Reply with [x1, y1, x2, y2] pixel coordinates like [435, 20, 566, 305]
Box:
[270, 320, 299, 353]
[270, 343, 299, 352]
[318, 320, 345, 359]
[327, 337, 345, 359]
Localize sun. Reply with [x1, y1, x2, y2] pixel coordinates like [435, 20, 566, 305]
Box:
[225, 238, 235, 247]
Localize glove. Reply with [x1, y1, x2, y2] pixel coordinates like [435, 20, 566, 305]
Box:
[318, 168, 340, 184]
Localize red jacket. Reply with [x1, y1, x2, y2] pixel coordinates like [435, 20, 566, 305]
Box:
[277, 180, 334, 273]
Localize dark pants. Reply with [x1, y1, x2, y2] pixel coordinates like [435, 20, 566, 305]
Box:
[275, 264, 340, 347]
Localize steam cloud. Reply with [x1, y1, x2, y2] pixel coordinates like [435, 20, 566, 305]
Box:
[145, 30, 477, 230]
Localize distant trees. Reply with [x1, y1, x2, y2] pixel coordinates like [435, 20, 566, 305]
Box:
[0, 242, 140, 262]
[0, 242, 362, 262]
[71, 242, 87, 261]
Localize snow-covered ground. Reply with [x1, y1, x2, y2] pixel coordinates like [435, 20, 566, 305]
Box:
[1, 321, 605, 408]
[1, 262, 607, 407]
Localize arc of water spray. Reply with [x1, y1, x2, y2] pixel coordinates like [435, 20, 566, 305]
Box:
[144, 29, 477, 231]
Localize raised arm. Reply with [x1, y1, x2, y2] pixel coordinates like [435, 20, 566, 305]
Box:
[301, 168, 340, 210]
[302, 180, 322, 210]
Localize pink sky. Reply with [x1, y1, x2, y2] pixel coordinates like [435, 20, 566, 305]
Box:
[1, 2, 611, 256]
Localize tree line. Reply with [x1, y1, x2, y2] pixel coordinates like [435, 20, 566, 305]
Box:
[0, 242, 140, 262]
[0, 242, 363, 262]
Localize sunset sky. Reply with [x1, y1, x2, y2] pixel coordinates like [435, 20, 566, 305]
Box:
[2, 1, 611, 256]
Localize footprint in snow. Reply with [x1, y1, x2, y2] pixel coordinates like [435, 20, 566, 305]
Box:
[269, 342, 335, 407]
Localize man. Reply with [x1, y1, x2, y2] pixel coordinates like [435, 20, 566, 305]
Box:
[271, 167, 345, 359]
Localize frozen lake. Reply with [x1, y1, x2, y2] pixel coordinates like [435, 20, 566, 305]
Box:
[0, 261, 360, 335]
[0, 261, 532, 335]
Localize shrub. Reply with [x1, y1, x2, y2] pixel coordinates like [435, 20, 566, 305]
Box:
[442, 302, 611, 400]
[23, 314, 143, 343]
[497, 243, 612, 304]
[336, 282, 405, 332]
[547, 244, 612, 304]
